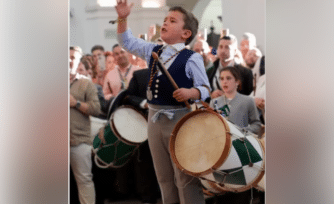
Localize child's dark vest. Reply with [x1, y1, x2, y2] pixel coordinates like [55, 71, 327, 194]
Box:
[147, 45, 195, 106]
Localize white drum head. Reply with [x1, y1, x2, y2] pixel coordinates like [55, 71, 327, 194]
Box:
[173, 111, 229, 174]
[112, 107, 148, 144]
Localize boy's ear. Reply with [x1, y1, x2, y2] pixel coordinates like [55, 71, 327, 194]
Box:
[182, 29, 192, 41]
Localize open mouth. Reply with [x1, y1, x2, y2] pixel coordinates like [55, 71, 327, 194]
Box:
[161, 27, 167, 32]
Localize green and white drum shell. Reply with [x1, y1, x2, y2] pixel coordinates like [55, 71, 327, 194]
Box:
[201, 130, 265, 193]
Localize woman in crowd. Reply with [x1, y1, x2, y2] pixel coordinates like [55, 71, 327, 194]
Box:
[210, 66, 261, 134]
[105, 51, 116, 73]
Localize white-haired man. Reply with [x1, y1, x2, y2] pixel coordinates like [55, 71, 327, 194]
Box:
[240, 32, 257, 60]
[193, 39, 213, 70]
[245, 47, 264, 85]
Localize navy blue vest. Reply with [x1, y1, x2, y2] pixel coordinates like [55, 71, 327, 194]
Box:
[147, 45, 195, 106]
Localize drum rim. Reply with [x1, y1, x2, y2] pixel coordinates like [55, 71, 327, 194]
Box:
[219, 136, 266, 193]
[255, 137, 266, 192]
[110, 105, 148, 146]
[170, 108, 232, 177]
[206, 179, 227, 195]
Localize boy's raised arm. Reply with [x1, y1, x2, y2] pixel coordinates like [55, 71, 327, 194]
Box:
[115, 0, 133, 33]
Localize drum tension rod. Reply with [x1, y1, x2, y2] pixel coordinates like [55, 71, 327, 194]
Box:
[212, 167, 228, 187]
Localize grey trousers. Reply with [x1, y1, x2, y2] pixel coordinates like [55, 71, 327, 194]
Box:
[70, 143, 95, 204]
[148, 104, 205, 204]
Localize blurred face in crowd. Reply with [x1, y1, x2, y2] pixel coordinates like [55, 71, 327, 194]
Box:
[240, 39, 249, 59]
[92, 49, 104, 62]
[105, 55, 115, 70]
[245, 50, 258, 68]
[217, 39, 236, 63]
[220, 70, 239, 95]
[160, 11, 190, 45]
[193, 41, 205, 56]
[69, 49, 81, 71]
[113, 46, 130, 68]
[76, 62, 88, 76]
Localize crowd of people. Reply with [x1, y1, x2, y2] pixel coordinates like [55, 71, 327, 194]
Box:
[70, 1, 265, 204]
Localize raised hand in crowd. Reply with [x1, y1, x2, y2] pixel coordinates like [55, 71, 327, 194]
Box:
[115, 0, 134, 19]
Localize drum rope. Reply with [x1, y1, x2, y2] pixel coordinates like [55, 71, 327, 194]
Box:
[214, 168, 243, 176]
[94, 138, 140, 168]
[112, 145, 140, 166]
[174, 171, 195, 189]
[96, 140, 120, 149]
[240, 138, 254, 167]
[228, 132, 245, 140]
[250, 186, 254, 204]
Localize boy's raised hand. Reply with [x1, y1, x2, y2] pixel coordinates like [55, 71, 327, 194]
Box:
[115, 0, 134, 19]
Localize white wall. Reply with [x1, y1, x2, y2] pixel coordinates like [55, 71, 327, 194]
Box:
[197, 0, 223, 36]
[222, 0, 265, 54]
[70, 0, 89, 52]
[70, 0, 265, 54]
[70, 0, 168, 54]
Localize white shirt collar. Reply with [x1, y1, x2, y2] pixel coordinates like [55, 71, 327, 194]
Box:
[75, 73, 88, 80]
[218, 60, 235, 71]
[163, 43, 185, 52]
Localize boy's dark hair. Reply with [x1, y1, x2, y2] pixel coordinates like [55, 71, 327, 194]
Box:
[91, 45, 105, 53]
[220, 66, 242, 91]
[169, 6, 198, 45]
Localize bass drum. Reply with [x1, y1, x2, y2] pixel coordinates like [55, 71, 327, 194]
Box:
[170, 108, 265, 193]
[91, 89, 128, 138]
[93, 106, 148, 169]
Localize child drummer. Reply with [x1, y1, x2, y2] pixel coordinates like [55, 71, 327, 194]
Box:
[115, 1, 211, 203]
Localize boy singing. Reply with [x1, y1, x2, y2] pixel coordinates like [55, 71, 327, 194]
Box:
[116, 1, 211, 203]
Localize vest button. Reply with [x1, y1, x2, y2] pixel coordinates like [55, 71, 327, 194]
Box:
[156, 79, 159, 83]
[155, 90, 158, 93]
[154, 95, 158, 98]
[155, 84, 159, 88]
